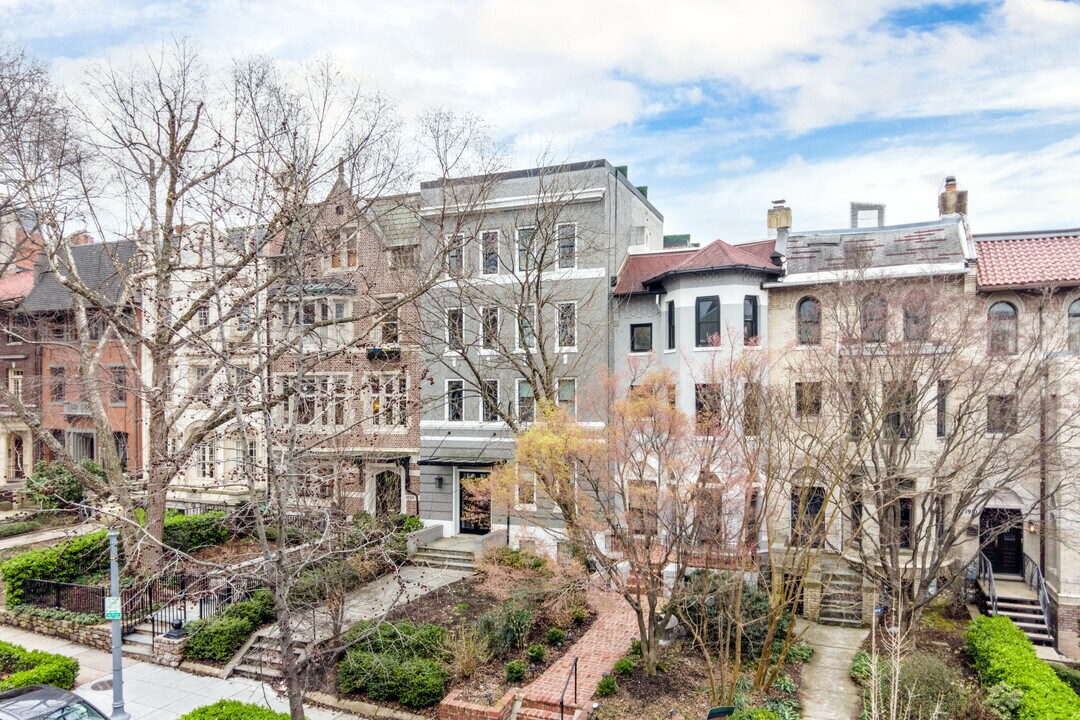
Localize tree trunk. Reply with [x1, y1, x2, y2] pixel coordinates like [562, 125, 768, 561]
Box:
[272, 577, 306, 720]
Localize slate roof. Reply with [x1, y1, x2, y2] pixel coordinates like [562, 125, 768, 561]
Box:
[782, 218, 973, 278]
[974, 230, 1080, 290]
[614, 239, 779, 295]
[20, 240, 138, 313]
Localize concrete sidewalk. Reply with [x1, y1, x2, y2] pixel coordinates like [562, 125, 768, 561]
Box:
[798, 623, 868, 720]
[0, 624, 367, 720]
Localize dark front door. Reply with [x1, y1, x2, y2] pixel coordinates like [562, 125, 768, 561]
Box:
[374, 470, 401, 517]
[981, 508, 1023, 575]
[459, 470, 491, 535]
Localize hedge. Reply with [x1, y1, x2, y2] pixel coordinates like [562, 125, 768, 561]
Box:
[179, 700, 290, 720]
[0, 640, 79, 690]
[0, 529, 110, 606]
[337, 620, 450, 707]
[0, 520, 41, 540]
[0, 512, 233, 607]
[965, 615, 1080, 720]
[185, 589, 274, 662]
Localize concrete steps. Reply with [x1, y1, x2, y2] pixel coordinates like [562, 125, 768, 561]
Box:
[410, 545, 477, 572]
[993, 596, 1052, 646]
[819, 565, 865, 627]
[230, 631, 306, 681]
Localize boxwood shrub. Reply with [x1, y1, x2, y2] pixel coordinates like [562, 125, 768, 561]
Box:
[163, 512, 230, 552]
[0, 640, 79, 690]
[0, 529, 109, 606]
[184, 589, 274, 662]
[965, 615, 1080, 720]
[0, 520, 41, 540]
[179, 700, 289, 720]
[337, 620, 450, 707]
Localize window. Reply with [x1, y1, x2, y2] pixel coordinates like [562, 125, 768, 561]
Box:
[695, 296, 720, 347]
[557, 379, 576, 416]
[388, 245, 419, 270]
[517, 305, 536, 350]
[1069, 299, 1080, 352]
[666, 300, 675, 350]
[848, 484, 863, 545]
[446, 233, 464, 277]
[515, 470, 537, 507]
[881, 479, 915, 550]
[903, 293, 930, 342]
[482, 307, 499, 350]
[861, 295, 887, 343]
[847, 383, 864, 438]
[7, 369, 21, 399]
[743, 296, 759, 345]
[237, 303, 252, 333]
[796, 297, 821, 345]
[744, 382, 763, 436]
[630, 323, 653, 353]
[70, 431, 95, 462]
[197, 303, 210, 329]
[370, 373, 407, 426]
[987, 394, 1018, 435]
[197, 441, 215, 480]
[557, 303, 576, 348]
[296, 377, 316, 424]
[696, 484, 726, 545]
[377, 298, 399, 344]
[110, 367, 126, 405]
[796, 382, 822, 417]
[516, 227, 535, 272]
[481, 230, 499, 274]
[194, 366, 210, 404]
[114, 432, 128, 470]
[517, 380, 535, 424]
[884, 382, 917, 439]
[447, 308, 464, 352]
[481, 379, 499, 422]
[933, 493, 948, 542]
[627, 479, 658, 536]
[557, 223, 576, 269]
[695, 384, 719, 432]
[988, 301, 1017, 354]
[936, 380, 949, 437]
[791, 484, 825, 547]
[447, 380, 464, 422]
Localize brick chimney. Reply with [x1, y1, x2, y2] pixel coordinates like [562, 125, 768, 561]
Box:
[768, 200, 791, 266]
[938, 175, 968, 216]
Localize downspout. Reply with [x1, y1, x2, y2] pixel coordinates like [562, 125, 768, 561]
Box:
[1038, 300, 1046, 572]
[399, 455, 419, 517]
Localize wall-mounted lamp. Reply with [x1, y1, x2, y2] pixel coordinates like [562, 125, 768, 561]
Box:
[1027, 520, 1038, 534]
[435, 476, 444, 489]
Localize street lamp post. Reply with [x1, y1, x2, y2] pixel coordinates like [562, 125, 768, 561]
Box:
[107, 528, 130, 720]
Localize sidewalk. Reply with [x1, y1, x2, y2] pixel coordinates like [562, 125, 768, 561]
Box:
[0, 520, 101, 551]
[798, 623, 868, 720]
[0, 624, 365, 720]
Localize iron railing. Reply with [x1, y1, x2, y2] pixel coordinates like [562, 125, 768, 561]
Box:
[978, 552, 997, 615]
[559, 657, 578, 720]
[1022, 554, 1054, 640]
[23, 579, 106, 615]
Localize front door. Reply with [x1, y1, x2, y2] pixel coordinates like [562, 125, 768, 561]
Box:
[981, 508, 1023, 575]
[374, 470, 401, 517]
[459, 470, 491, 535]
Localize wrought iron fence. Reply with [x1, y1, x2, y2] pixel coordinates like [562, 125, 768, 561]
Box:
[23, 579, 106, 615]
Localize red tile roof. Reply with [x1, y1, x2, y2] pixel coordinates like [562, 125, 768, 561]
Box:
[0, 272, 33, 304]
[614, 239, 778, 295]
[975, 232, 1080, 289]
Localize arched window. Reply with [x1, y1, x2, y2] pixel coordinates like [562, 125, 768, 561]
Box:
[988, 301, 1017, 355]
[790, 470, 825, 548]
[903, 292, 930, 342]
[861, 295, 887, 343]
[796, 297, 821, 345]
[1069, 299, 1080, 353]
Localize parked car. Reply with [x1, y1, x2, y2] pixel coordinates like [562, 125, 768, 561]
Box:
[0, 686, 108, 720]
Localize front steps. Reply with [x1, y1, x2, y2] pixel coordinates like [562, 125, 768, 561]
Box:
[410, 537, 480, 571]
[819, 562, 865, 627]
[230, 631, 307, 681]
[994, 596, 1053, 646]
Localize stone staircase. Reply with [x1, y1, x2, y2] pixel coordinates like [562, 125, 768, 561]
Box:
[410, 537, 479, 572]
[818, 562, 865, 627]
[120, 620, 155, 660]
[230, 629, 308, 681]
[516, 697, 582, 719]
[991, 575, 1053, 647]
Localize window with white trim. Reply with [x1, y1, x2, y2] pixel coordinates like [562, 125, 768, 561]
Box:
[196, 441, 216, 480]
[516, 469, 536, 507]
[557, 303, 576, 348]
[556, 223, 576, 269]
[557, 379, 576, 416]
[481, 230, 499, 275]
[517, 380, 535, 424]
[481, 379, 499, 422]
[375, 297, 399, 344]
[517, 305, 536, 350]
[447, 308, 464, 352]
[482, 307, 499, 350]
[447, 380, 464, 422]
[516, 227, 535, 272]
[369, 372, 407, 427]
[329, 228, 359, 269]
[7, 368, 21, 399]
[446, 233, 464, 277]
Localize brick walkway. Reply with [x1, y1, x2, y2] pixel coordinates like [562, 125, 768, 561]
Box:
[521, 589, 637, 714]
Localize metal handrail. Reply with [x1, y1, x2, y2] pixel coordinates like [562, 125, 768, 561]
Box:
[1022, 553, 1055, 640]
[559, 657, 578, 720]
[978, 552, 997, 615]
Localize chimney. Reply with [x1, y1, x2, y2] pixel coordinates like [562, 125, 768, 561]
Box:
[938, 175, 968, 216]
[768, 200, 791, 266]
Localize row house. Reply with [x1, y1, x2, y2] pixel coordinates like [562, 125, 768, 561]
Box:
[416, 160, 663, 545]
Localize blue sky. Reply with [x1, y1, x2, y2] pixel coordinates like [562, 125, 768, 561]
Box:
[4, 0, 1080, 243]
